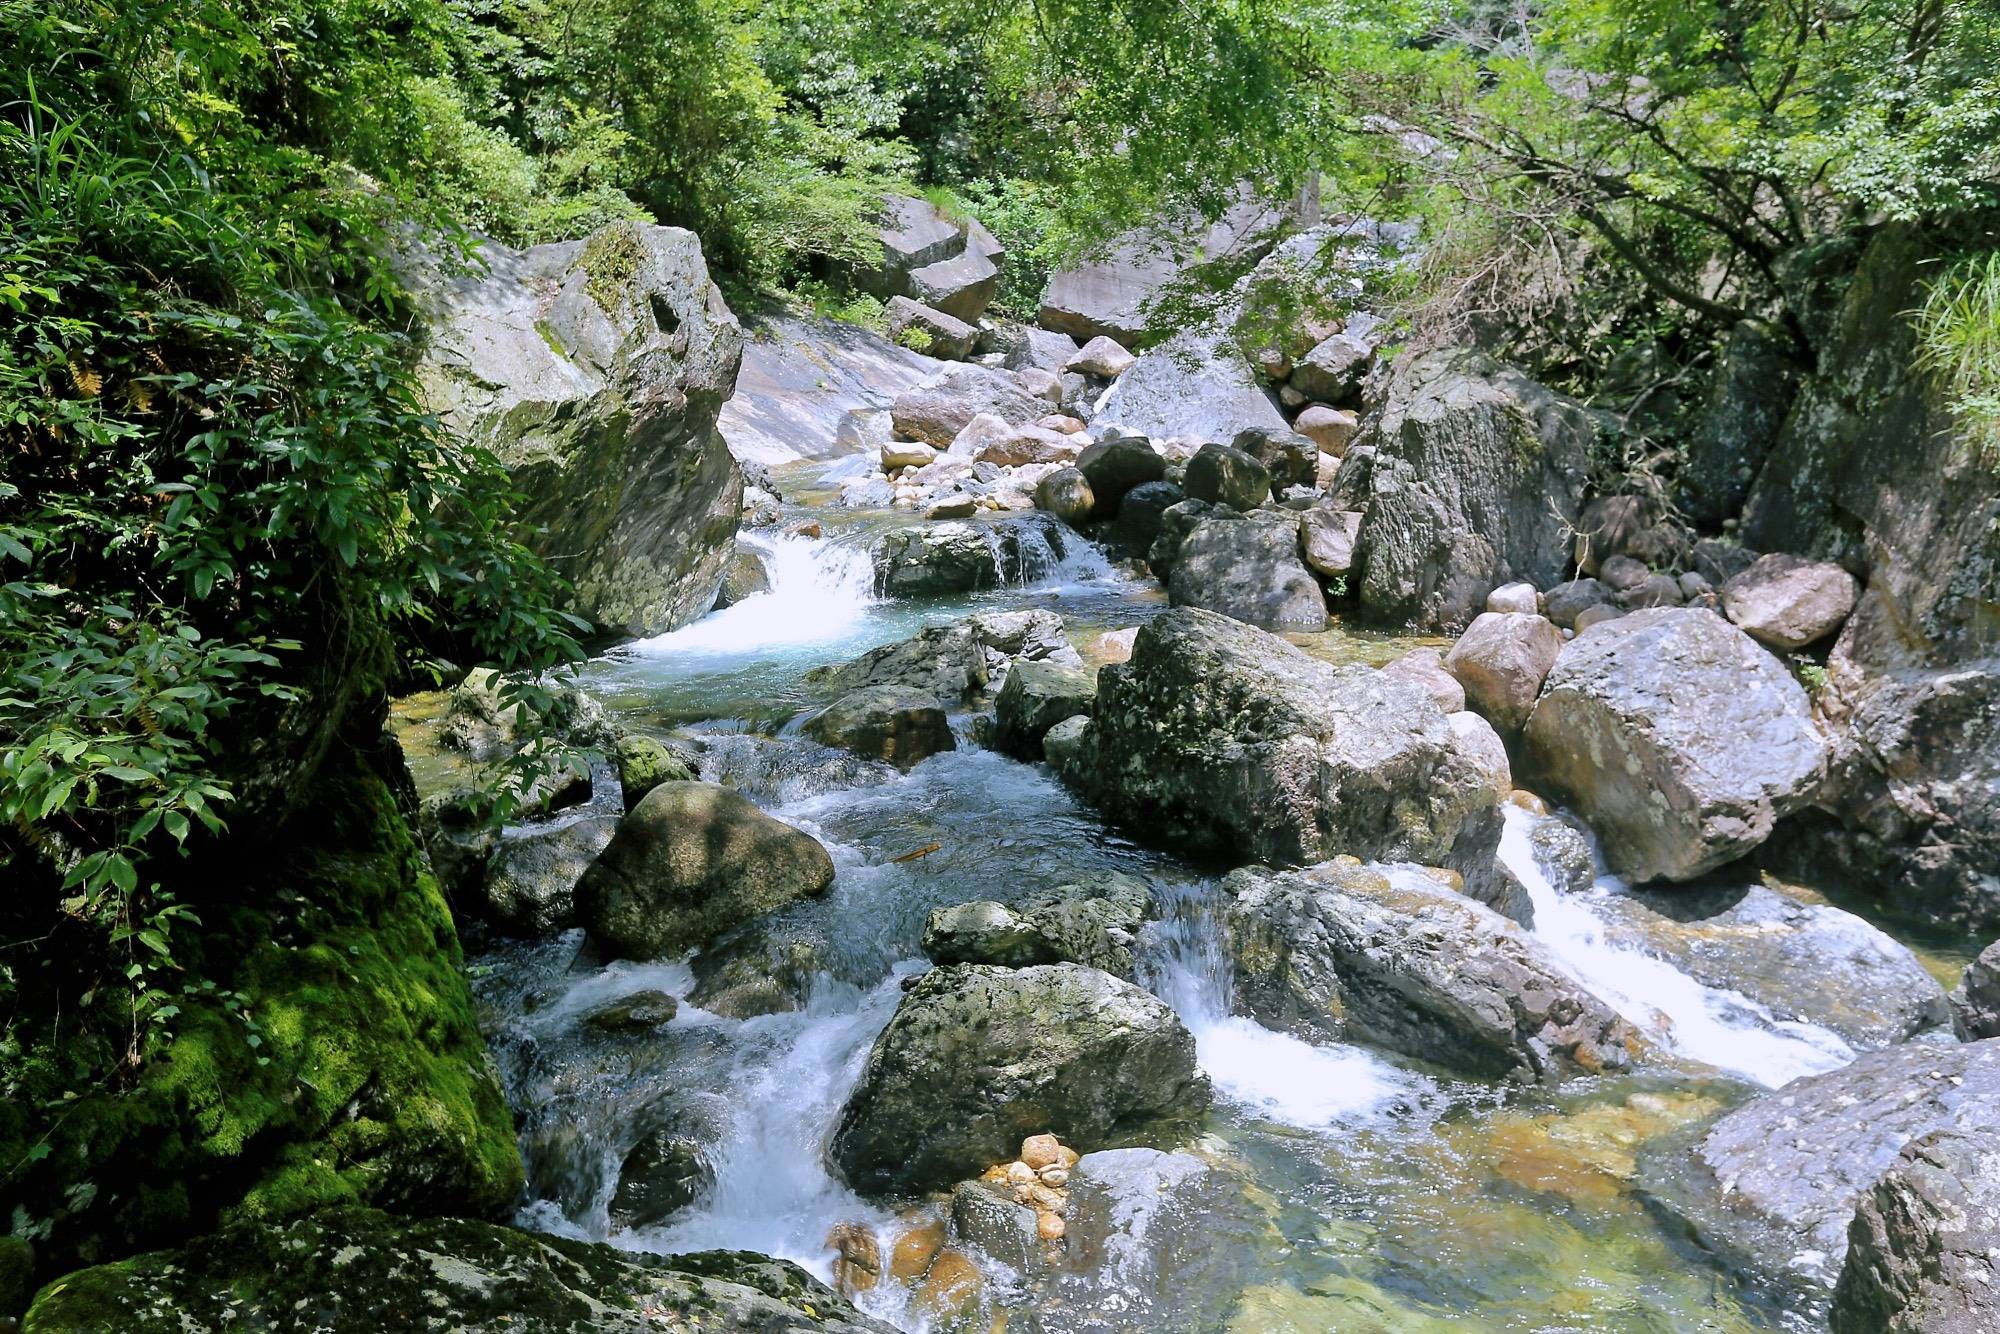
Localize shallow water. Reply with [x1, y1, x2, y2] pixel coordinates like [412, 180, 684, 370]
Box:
[475, 494, 1839, 1331]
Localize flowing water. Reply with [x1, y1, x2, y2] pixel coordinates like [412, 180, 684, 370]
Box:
[471, 485, 1849, 1331]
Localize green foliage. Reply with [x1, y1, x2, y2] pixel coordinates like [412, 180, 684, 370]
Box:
[0, 1, 581, 1047]
[1916, 249, 2000, 465]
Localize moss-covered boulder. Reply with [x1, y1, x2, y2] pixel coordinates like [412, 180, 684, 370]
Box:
[0, 745, 522, 1287]
[23, 1207, 894, 1333]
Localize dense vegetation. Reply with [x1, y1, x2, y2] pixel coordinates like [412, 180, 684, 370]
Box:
[1, 0, 1995, 1305]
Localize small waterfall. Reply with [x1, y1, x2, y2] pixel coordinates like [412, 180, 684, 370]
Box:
[1502, 805, 1854, 1088]
[1146, 879, 1427, 1130]
[632, 528, 877, 658]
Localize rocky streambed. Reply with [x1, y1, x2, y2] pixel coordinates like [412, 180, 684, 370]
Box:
[435, 481, 1989, 1333]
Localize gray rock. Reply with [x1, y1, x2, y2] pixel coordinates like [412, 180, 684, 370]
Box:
[19, 1208, 895, 1334]
[1167, 512, 1327, 632]
[1033, 466, 1095, 526]
[1094, 323, 1291, 445]
[1299, 506, 1362, 580]
[1353, 350, 1594, 632]
[1075, 436, 1168, 516]
[1003, 327, 1083, 374]
[1485, 581, 1540, 614]
[1621, 571, 1685, 609]
[1448, 710, 1513, 796]
[413, 221, 743, 638]
[1574, 495, 1655, 577]
[1225, 861, 1635, 1082]
[1951, 940, 2000, 1039]
[950, 1178, 1042, 1273]
[1067, 335, 1137, 377]
[910, 247, 1001, 325]
[1230, 426, 1318, 491]
[477, 801, 620, 937]
[1573, 603, 1624, 632]
[890, 364, 1049, 448]
[575, 781, 836, 959]
[1542, 577, 1613, 628]
[1693, 537, 1759, 587]
[885, 295, 976, 360]
[1288, 333, 1372, 403]
[1181, 441, 1272, 511]
[688, 928, 829, 1018]
[1041, 716, 1092, 781]
[584, 989, 680, 1032]
[714, 545, 771, 609]
[829, 964, 1208, 1192]
[1145, 498, 1223, 576]
[868, 513, 1074, 597]
[992, 659, 1095, 759]
[1444, 611, 1563, 733]
[1381, 648, 1466, 713]
[1680, 319, 1799, 525]
[807, 608, 1080, 704]
[1597, 552, 1652, 594]
[854, 193, 962, 295]
[1104, 479, 1185, 556]
[1295, 404, 1360, 456]
[1523, 608, 1827, 882]
[1832, 1127, 2000, 1333]
[1668, 1039, 2000, 1286]
[1524, 812, 1598, 895]
[719, 311, 939, 468]
[805, 685, 957, 769]
[1075, 608, 1504, 886]
[610, 1127, 709, 1228]
[923, 873, 1153, 979]
[1594, 883, 1950, 1048]
[1722, 552, 1861, 649]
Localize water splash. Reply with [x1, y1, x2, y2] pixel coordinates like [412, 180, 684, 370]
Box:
[1501, 804, 1853, 1088]
[631, 528, 878, 659]
[1145, 879, 1428, 1131]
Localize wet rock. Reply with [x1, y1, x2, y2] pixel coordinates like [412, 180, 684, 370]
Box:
[688, 929, 828, 1018]
[992, 659, 1095, 760]
[922, 873, 1153, 979]
[805, 685, 957, 769]
[1951, 940, 2000, 1039]
[1667, 1039, 2000, 1287]
[1543, 578, 1613, 629]
[1077, 608, 1504, 887]
[1831, 1127, 2000, 1333]
[1230, 426, 1318, 491]
[867, 513, 1073, 597]
[615, 734, 695, 808]
[1524, 813, 1598, 895]
[888, 1218, 947, 1281]
[1523, 608, 1827, 882]
[1167, 511, 1327, 632]
[1075, 436, 1168, 516]
[1181, 442, 1272, 511]
[1444, 611, 1563, 734]
[584, 989, 681, 1032]
[22, 1207, 895, 1333]
[1594, 883, 1949, 1048]
[610, 1128, 711, 1228]
[1033, 466, 1095, 526]
[829, 964, 1207, 1192]
[950, 1179, 1042, 1272]
[715, 545, 772, 608]
[826, 1222, 882, 1299]
[1288, 333, 1372, 403]
[1041, 716, 1092, 780]
[1227, 861, 1635, 1082]
[1352, 350, 1594, 632]
[1722, 553, 1861, 650]
[575, 781, 836, 959]
[1381, 647, 1466, 713]
[809, 608, 1080, 705]
[1295, 404, 1360, 456]
[412, 222, 743, 638]
[885, 296, 976, 360]
[1067, 336, 1136, 378]
[891, 364, 1048, 448]
[1299, 506, 1362, 580]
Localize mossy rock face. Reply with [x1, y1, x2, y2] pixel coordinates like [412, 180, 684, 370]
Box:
[0, 745, 522, 1285]
[23, 1207, 896, 1333]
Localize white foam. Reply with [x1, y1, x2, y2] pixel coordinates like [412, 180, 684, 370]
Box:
[629, 529, 876, 659]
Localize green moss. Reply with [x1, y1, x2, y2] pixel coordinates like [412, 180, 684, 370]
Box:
[613, 734, 693, 807]
[0, 1235, 34, 1318]
[579, 221, 647, 313]
[0, 753, 522, 1283]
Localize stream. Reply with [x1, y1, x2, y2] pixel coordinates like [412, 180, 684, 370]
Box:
[469, 475, 1864, 1331]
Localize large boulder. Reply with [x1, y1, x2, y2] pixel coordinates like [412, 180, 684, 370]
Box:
[718, 310, 939, 466]
[1074, 435, 1168, 515]
[22, 1208, 894, 1334]
[922, 873, 1153, 979]
[1033, 466, 1095, 526]
[1230, 426, 1318, 491]
[1592, 883, 1949, 1048]
[1287, 332, 1372, 403]
[1664, 1039, 2000, 1287]
[1352, 350, 1595, 632]
[1074, 608, 1504, 886]
[884, 296, 976, 360]
[805, 685, 957, 769]
[1443, 611, 1563, 733]
[1093, 323, 1292, 445]
[992, 658, 1095, 759]
[807, 608, 1081, 703]
[1166, 512, 1328, 632]
[1181, 441, 1272, 511]
[868, 513, 1073, 597]
[414, 220, 744, 638]
[1523, 608, 1827, 882]
[829, 964, 1208, 1192]
[1831, 1127, 2000, 1333]
[1951, 940, 2000, 1039]
[1721, 552, 1860, 649]
[1225, 861, 1636, 1083]
[574, 781, 836, 959]
[891, 364, 1048, 448]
